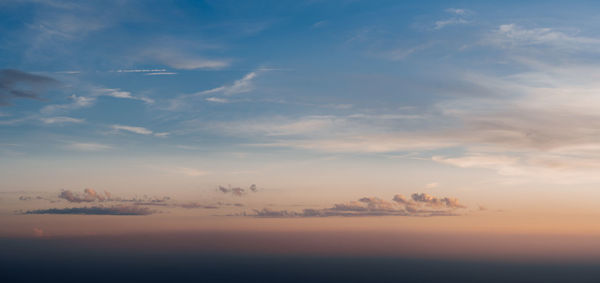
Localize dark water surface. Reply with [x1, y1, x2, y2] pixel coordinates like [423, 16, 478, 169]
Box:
[2, 237, 600, 283]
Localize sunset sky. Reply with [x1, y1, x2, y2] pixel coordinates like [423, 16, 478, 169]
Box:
[4, 0, 600, 268]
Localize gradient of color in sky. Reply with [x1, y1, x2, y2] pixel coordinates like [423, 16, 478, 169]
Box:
[4, 1, 600, 276]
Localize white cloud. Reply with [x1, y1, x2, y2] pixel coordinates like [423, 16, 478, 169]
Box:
[486, 24, 600, 49]
[111, 124, 169, 137]
[41, 116, 84, 124]
[433, 155, 520, 175]
[445, 8, 466, 15]
[55, 70, 80, 74]
[41, 87, 152, 116]
[111, 125, 153, 135]
[143, 47, 230, 70]
[41, 94, 95, 114]
[198, 71, 258, 96]
[116, 69, 166, 73]
[145, 72, 177, 76]
[434, 8, 470, 30]
[205, 97, 229, 103]
[99, 88, 154, 104]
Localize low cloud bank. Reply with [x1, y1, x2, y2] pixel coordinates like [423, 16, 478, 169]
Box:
[252, 193, 467, 218]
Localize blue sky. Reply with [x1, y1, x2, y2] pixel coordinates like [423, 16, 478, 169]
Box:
[4, 0, 600, 211]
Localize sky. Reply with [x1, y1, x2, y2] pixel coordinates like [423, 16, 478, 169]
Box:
[4, 0, 600, 264]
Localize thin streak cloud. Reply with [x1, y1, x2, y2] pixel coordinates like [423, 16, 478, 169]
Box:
[24, 205, 155, 215]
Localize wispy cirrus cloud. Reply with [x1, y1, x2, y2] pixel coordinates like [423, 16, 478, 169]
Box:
[166, 69, 264, 110]
[111, 124, 168, 137]
[197, 71, 258, 96]
[205, 97, 229, 103]
[486, 24, 600, 50]
[111, 124, 152, 135]
[40, 116, 84, 124]
[115, 69, 166, 73]
[42, 87, 152, 115]
[41, 94, 95, 114]
[141, 44, 231, 70]
[98, 88, 154, 104]
[145, 72, 177, 76]
[434, 8, 471, 30]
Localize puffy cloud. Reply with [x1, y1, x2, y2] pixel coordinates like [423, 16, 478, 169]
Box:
[410, 193, 466, 209]
[0, 69, 58, 106]
[357, 197, 397, 211]
[252, 193, 467, 218]
[392, 194, 410, 204]
[58, 188, 108, 203]
[57, 189, 170, 206]
[24, 205, 155, 215]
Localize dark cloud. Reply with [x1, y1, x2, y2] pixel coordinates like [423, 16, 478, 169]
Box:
[24, 205, 155, 215]
[218, 202, 244, 207]
[0, 69, 58, 106]
[218, 186, 245, 196]
[249, 184, 257, 192]
[218, 184, 259, 196]
[178, 202, 220, 209]
[123, 196, 171, 205]
[251, 193, 467, 218]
